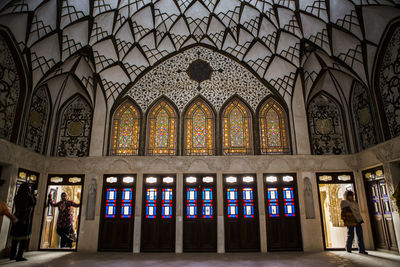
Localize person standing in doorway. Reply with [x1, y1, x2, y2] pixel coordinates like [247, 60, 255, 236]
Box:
[340, 190, 368, 254]
[48, 192, 80, 248]
[10, 183, 36, 261]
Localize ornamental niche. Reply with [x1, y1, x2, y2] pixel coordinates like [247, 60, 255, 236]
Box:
[378, 27, 400, 138]
[55, 95, 93, 157]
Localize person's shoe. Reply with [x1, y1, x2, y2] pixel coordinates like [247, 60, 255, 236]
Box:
[346, 249, 352, 253]
[9, 257, 15, 261]
[359, 251, 368, 255]
[16, 257, 28, 261]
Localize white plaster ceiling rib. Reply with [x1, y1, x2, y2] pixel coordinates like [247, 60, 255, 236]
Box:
[0, 0, 398, 103]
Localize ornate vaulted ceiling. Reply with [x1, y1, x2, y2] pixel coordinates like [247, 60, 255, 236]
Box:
[0, 0, 399, 105]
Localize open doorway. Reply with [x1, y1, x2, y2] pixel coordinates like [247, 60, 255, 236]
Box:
[39, 175, 84, 250]
[317, 172, 356, 249]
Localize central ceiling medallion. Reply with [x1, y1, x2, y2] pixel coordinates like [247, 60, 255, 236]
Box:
[186, 59, 213, 84]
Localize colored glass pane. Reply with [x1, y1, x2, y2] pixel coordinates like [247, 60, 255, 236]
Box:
[193, 109, 206, 148]
[243, 188, 254, 218]
[112, 101, 140, 155]
[155, 109, 169, 148]
[283, 187, 295, 217]
[148, 100, 177, 155]
[267, 187, 279, 217]
[105, 188, 117, 218]
[266, 109, 281, 147]
[202, 188, 213, 219]
[227, 188, 238, 218]
[229, 107, 245, 147]
[121, 188, 133, 218]
[222, 100, 251, 155]
[184, 99, 214, 155]
[260, 98, 289, 154]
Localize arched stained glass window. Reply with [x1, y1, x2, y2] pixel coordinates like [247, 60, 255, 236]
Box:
[184, 98, 214, 155]
[111, 100, 140, 155]
[147, 99, 177, 155]
[222, 99, 252, 155]
[307, 93, 347, 155]
[259, 98, 289, 154]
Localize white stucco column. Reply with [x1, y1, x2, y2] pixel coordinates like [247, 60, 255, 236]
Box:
[175, 172, 183, 253]
[257, 171, 267, 252]
[75, 173, 103, 252]
[217, 171, 224, 253]
[299, 172, 324, 251]
[89, 86, 108, 156]
[133, 172, 143, 253]
[292, 76, 311, 154]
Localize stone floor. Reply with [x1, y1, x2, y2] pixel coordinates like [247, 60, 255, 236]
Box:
[0, 250, 399, 267]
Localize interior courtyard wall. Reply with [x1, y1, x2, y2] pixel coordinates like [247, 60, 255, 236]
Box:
[3, 137, 400, 252]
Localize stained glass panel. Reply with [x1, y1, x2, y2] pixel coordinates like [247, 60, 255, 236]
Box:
[186, 188, 197, 219]
[267, 188, 279, 217]
[112, 101, 140, 155]
[105, 188, 117, 218]
[260, 98, 289, 154]
[184, 99, 214, 155]
[222, 99, 252, 155]
[283, 187, 295, 217]
[148, 100, 177, 155]
[202, 188, 213, 219]
[227, 188, 238, 218]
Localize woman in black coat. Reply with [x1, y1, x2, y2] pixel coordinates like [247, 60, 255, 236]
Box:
[10, 183, 36, 261]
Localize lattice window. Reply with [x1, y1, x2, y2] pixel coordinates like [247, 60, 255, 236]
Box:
[24, 86, 51, 154]
[147, 99, 177, 155]
[184, 98, 215, 155]
[222, 98, 252, 155]
[0, 33, 23, 142]
[55, 95, 92, 157]
[259, 98, 290, 154]
[307, 93, 347, 155]
[378, 26, 400, 138]
[111, 100, 140, 155]
[351, 82, 377, 151]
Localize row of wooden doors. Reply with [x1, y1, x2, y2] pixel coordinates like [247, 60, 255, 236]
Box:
[98, 173, 302, 252]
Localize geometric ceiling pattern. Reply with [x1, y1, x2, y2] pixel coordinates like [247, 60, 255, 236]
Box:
[0, 0, 399, 105]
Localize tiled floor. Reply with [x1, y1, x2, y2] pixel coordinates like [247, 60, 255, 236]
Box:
[0, 250, 399, 267]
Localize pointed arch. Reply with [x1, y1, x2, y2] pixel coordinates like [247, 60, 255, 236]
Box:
[307, 92, 347, 155]
[111, 98, 141, 155]
[221, 97, 253, 155]
[146, 97, 178, 155]
[350, 81, 378, 151]
[374, 20, 400, 140]
[0, 30, 27, 143]
[183, 96, 215, 155]
[24, 85, 52, 154]
[54, 94, 93, 157]
[258, 97, 290, 154]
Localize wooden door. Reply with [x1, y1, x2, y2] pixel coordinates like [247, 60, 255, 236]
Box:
[264, 174, 302, 251]
[141, 174, 176, 252]
[183, 174, 217, 252]
[98, 175, 136, 251]
[364, 167, 398, 252]
[223, 174, 259, 252]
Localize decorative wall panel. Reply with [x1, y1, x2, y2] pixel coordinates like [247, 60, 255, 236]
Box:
[378, 27, 400, 138]
[55, 95, 92, 157]
[24, 86, 50, 153]
[308, 94, 347, 155]
[0, 34, 22, 141]
[351, 82, 377, 151]
[127, 46, 272, 112]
